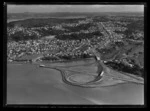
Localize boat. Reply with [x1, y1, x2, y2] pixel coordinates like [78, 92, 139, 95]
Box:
[39, 64, 45, 67]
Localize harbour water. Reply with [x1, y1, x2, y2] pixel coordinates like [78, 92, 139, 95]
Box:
[7, 59, 144, 104]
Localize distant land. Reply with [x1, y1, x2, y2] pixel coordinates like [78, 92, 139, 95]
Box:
[7, 12, 144, 20]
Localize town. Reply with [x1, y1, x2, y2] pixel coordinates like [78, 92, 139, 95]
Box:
[7, 13, 144, 77]
[6, 4, 145, 105]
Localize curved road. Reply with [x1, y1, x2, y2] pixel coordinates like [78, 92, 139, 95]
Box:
[34, 48, 143, 88]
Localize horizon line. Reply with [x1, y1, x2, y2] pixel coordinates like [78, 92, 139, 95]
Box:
[8, 11, 144, 14]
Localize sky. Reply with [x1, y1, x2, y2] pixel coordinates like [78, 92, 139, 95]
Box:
[7, 5, 144, 13]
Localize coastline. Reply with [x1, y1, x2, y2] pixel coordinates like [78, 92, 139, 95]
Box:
[7, 58, 144, 104]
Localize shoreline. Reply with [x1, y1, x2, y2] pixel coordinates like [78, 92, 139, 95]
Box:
[7, 57, 95, 64]
[7, 16, 86, 23]
[7, 56, 144, 80]
[7, 62, 144, 104]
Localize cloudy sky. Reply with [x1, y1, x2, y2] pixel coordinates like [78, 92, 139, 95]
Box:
[7, 5, 144, 13]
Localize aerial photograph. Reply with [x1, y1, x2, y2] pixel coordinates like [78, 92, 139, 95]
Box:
[6, 4, 144, 105]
